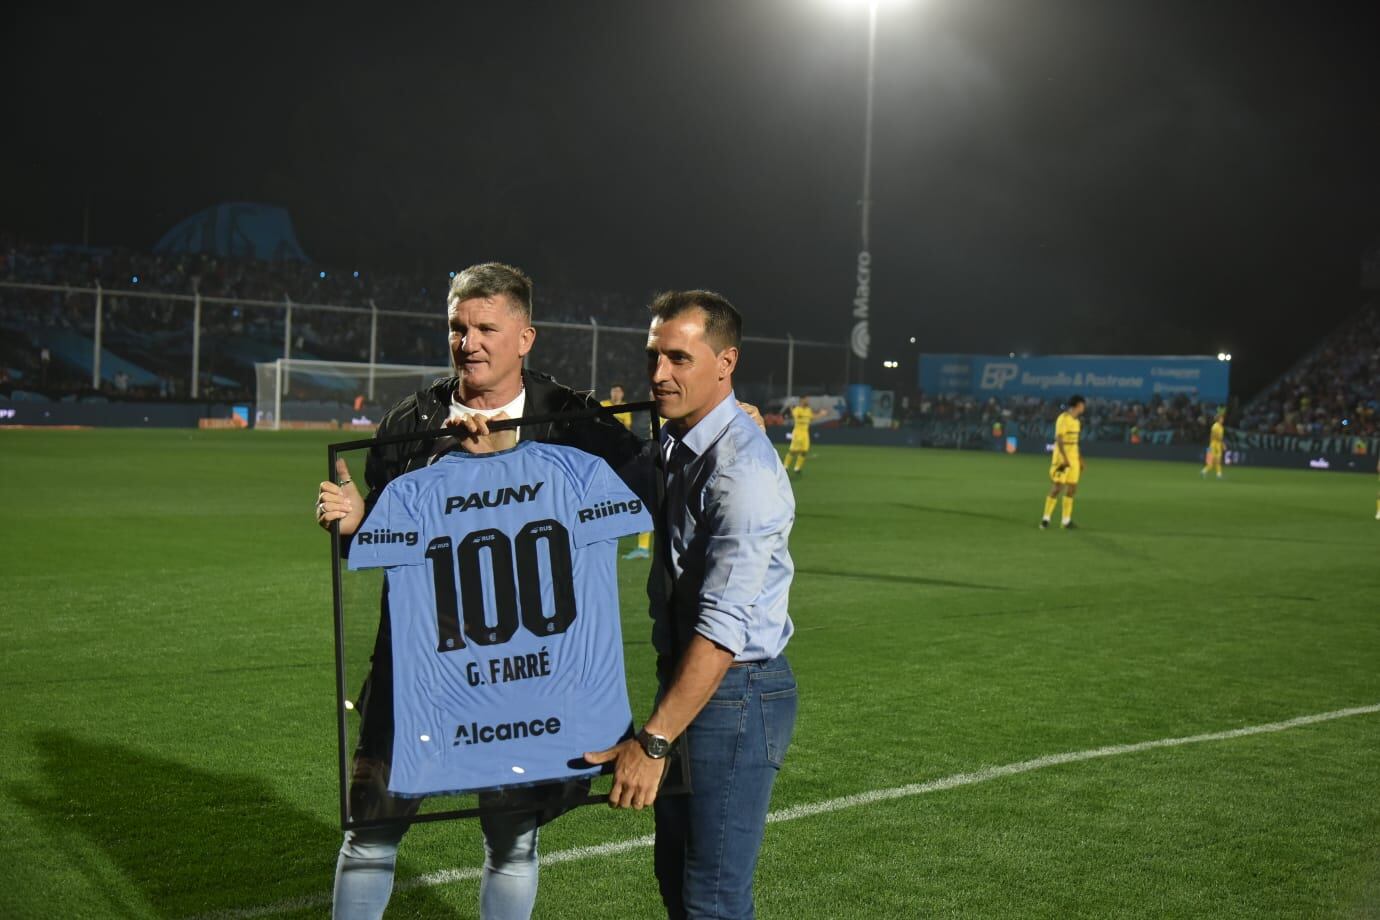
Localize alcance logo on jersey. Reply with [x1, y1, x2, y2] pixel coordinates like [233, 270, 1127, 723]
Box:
[454, 715, 562, 746]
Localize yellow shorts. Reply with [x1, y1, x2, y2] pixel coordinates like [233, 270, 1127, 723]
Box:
[1050, 463, 1081, 485]
[1209, 444, 1224, 458]
[790, 433, 810, 452]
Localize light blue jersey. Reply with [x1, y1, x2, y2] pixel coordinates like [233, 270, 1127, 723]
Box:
[348, 440, 651, 796]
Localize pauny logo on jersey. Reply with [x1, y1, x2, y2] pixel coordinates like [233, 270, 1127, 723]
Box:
[577, 498, 644, 523]
[446, 482, 544, 514]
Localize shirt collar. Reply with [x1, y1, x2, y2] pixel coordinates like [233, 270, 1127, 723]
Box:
[662, 391, 738, 459]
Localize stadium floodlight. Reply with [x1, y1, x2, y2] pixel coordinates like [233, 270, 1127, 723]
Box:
[909, 336, 916, 344]
[849, 1, 881, 381]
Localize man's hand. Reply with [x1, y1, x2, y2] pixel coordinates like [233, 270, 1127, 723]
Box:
[583, 738, 669, 810]
[445, 410, 518, 454]
[738, 401, 766, 433]
[317, 458, 364, 535]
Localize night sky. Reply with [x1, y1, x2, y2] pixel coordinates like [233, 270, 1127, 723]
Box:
[5, 0, 1380, 395]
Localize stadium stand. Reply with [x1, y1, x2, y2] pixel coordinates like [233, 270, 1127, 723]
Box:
[902, 392, 1225, 447]
[0, 239, 652, 402]
[1238, 304, 1380, 438]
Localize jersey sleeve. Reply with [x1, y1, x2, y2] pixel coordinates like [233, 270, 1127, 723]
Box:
[346, 477, 428, 570]
[571, 457, 654, 548]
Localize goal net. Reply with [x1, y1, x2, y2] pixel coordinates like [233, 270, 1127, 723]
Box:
[254, 358, 451, 430]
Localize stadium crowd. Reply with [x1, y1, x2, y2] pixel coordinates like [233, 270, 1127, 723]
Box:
[908, 392, 1225, 443]
[1237, 304, 1380, 438]
[0, 239, 651, 400]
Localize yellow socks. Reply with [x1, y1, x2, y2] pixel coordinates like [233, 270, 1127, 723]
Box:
[1043, 496, 1058, 520]
[1061, 496, 1074, 524]
[637, 531, 651, 551]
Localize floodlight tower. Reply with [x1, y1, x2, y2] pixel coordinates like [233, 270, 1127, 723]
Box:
[849, 1, 881, 384]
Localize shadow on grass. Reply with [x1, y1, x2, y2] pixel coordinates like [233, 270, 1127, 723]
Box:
[796, 568, 1006, 591]
[11, 731, 462, 919]
[0, 660, 321, 689]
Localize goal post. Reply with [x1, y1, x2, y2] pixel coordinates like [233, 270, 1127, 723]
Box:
[254, 358, 451, 430]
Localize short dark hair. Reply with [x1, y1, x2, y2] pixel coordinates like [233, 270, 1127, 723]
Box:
[610, 383, 626, 392]
[648, 290, 742, 352]
[448, 262, 533, 322]
[1068, 394, 1086, 408]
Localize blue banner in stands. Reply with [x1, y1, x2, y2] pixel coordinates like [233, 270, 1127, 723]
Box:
[919, 355, 1229, 401]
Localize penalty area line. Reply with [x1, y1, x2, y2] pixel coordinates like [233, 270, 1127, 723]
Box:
[188, 701, 1380, 920]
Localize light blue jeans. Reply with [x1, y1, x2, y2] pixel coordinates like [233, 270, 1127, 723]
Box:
[654, 655, 798, 920]
[333, 805, 539, 920]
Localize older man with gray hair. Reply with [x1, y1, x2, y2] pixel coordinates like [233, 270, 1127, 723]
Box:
[315, 262, 641, 919]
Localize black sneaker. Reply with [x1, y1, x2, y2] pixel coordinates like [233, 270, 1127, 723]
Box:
[1039, 520, 1050, 529]
[1062, 521, 1078, 530]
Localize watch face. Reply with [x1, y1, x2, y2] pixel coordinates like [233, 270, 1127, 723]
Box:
[642, 732, 670, 758]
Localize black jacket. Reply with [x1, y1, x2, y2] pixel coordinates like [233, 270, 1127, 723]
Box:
[360, 367, 647, 518]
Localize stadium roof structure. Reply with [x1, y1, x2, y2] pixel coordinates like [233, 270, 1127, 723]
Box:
[154, 202, 311, 262]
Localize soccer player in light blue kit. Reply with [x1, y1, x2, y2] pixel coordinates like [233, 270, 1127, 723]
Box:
[586, 291, 798, 919]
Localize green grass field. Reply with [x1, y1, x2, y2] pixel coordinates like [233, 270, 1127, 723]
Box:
[3, 430, 1379, 919]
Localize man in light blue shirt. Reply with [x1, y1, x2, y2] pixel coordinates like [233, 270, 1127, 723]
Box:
[586, 290, 798, 920]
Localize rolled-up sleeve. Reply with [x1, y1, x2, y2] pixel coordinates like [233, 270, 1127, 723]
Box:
[693, 457, 792, 655]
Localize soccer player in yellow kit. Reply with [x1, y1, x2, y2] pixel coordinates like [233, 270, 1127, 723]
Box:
[1041, 394, 1086, 530]
[1201, 411, 1226, 479]
[602, 384, 653, 559]
[785, 397, 813, 476]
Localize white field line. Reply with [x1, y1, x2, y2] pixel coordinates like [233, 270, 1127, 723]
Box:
[187, 702, 1380, 920]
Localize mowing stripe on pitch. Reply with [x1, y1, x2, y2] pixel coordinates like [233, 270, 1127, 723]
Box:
[187, 702, 1380, 920]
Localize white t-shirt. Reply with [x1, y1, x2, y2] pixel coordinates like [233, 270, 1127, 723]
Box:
[450, 388, 527, 441]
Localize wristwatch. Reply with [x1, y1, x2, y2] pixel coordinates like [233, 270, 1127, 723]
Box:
[637, 728, 671, 759]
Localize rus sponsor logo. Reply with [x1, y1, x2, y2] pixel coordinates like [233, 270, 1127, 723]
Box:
[446, 482, 543, 514]
[453, 716, 562, 746]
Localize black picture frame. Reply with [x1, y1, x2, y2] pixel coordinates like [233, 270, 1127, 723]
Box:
[326, 400, 688, 831]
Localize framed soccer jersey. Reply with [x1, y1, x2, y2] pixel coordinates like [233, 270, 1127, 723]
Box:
[346, 440, 651, 798]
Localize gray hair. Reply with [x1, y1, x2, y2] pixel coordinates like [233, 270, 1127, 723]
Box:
[447, 262, 534, 322]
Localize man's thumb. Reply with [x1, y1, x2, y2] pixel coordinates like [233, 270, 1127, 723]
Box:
[583, 747, 615, 764]
[335, 457, 353, 484]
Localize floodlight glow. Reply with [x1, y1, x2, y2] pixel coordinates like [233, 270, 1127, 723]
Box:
[319, 271, 327, 279]
[131, 275, 139, 284]
[353, 271, 360, 278]
[909, 336, 916, 343]
[1217, 352, 1226, 361]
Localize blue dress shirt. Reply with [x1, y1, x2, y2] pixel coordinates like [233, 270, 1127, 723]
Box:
[649, 392, 796, 661]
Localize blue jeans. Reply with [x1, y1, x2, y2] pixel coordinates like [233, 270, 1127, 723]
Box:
[654, 655, 798, 920]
